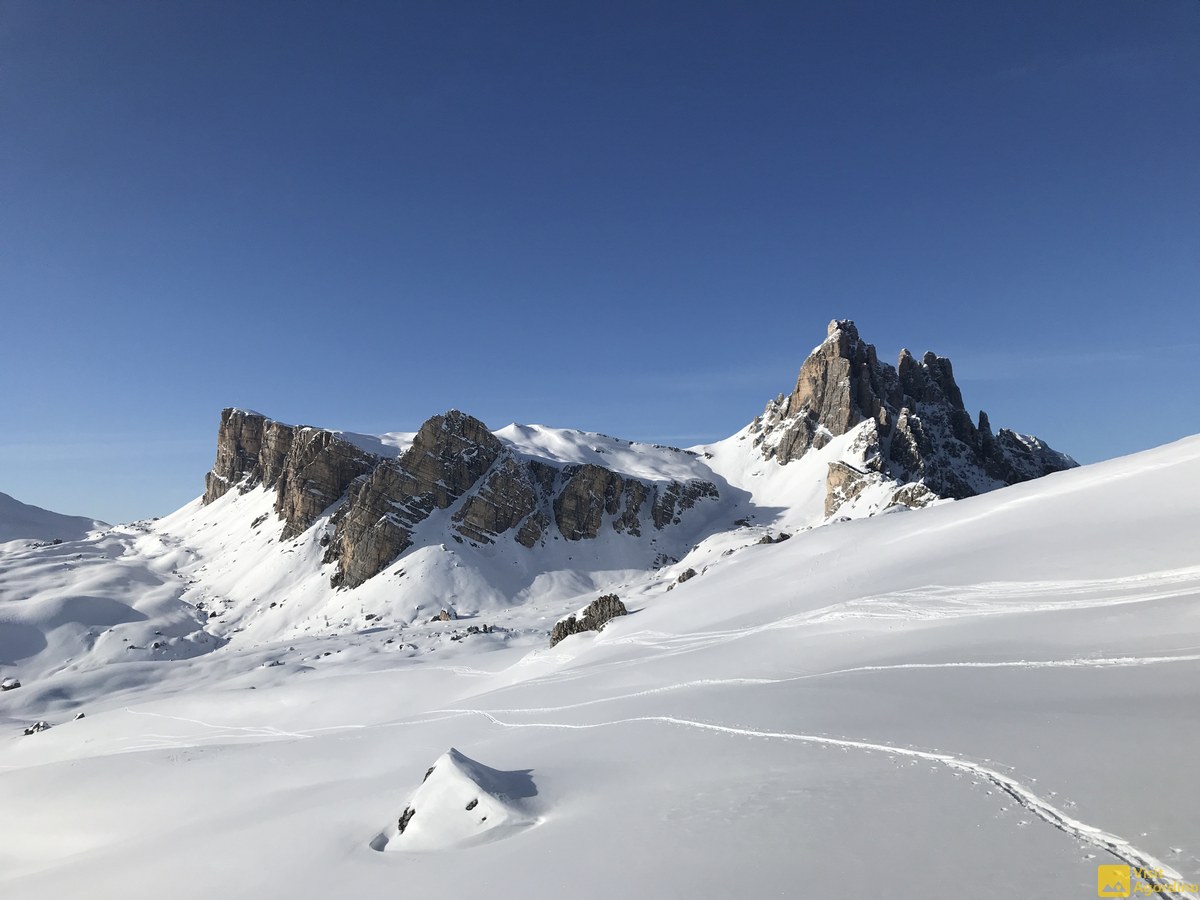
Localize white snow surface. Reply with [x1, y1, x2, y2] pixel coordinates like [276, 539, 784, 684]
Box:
[0, 491, 106, 544]
[0, 434, 1199, 898]
[495, 422, 713, 482]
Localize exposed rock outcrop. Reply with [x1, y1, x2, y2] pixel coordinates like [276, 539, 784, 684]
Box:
[549, 594, 628, 647]
[203, 409, 376, 539]
[329, 411, 504, 588]
[206, 406, 723, 589]
[754, 320, 1075, 501]
[200, 319, 1069, 595]
[824, 460, 872, 517]
[453, 457, 552, 546]
[651, 480, 720, 529]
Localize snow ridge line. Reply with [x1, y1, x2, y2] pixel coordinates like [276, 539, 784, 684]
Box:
[454, 709, 1198, 900]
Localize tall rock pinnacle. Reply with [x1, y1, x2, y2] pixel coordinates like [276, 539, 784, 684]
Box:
[753, 319, 1075, 499]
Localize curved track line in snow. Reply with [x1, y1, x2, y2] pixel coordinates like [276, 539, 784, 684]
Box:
[469, 651, 1200, 715]
[122, 707, 310, 740]
[455, 709, 1199, 900]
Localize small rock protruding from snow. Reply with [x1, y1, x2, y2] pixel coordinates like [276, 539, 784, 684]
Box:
[371, 748, 537, 852]
[397, 806, 415, 834]
[0, 677, 20, 691]
[23, 721, 51, 736]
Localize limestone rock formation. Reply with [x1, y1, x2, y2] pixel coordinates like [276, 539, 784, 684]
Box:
[329, 410, 504, 588]
[453, 457, 554, 546]
[824, 461, 872, 518]
[550, 594, 628, 647]
[203, 409, 376, 539]
[199, 320, 1072, 594]
[204, 408, 721, 590]
[755, 320, 1075, 502]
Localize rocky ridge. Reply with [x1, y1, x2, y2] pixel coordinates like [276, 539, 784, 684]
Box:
[204, 409, 721, 589]
[202, 320, 1075, 592]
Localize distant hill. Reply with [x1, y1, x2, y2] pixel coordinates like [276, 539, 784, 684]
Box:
[0, 491, 107, 543]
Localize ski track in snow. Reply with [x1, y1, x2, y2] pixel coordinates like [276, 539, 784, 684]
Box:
[24, 651, 1194, 897]
[108, 709, 474, 754]
[455, 708, 1200, 900]
[480, 649, 1200, 706]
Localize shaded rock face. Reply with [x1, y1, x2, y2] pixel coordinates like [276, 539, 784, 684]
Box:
[554, 464, 645, 540]
[755, 320, 1076, 500]
[453, 457, 549, 547]
[549, 594, 627, 647]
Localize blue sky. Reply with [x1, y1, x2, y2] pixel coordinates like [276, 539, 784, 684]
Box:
[2, 1, 1197, 524]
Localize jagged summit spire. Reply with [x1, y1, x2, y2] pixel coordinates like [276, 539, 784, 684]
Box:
[826, 318, 859, 338]
[753, 320, 1075, 499]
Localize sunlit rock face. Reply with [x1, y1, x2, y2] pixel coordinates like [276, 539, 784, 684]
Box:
[754, 319, 1076, 501]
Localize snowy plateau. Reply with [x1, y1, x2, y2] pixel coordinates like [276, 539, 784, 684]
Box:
[1, 322, 1198, 900]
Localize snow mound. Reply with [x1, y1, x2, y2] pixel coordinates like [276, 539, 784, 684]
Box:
[371, 748, 538, 852]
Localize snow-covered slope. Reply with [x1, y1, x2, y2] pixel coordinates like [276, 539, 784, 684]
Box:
[0, 491, 106, 544]
[1, 435, 1198, 898]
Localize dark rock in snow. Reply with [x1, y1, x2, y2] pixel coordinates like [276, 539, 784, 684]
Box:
[0, 677, 20, 691]
[757, 533, 792, 545]
[397, 806, 415, 834]
[550, 594, 628, 647]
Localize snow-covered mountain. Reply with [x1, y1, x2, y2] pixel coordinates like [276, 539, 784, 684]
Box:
[168, 319, 1074, 645]
[3, 322, 1195, 900]
[0, 491, 106, 544]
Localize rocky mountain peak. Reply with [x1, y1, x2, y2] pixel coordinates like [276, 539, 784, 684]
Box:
[197, 320, 1073, 593]
[753, 321, 1075, 502]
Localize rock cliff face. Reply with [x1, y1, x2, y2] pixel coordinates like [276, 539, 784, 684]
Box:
[754, 320, 1075, 504]
[328, 411, 506, 588]
[204, 408, 721, 589]
[203, 409, 377, 540]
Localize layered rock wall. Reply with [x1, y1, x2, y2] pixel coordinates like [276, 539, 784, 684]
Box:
[204, 408, 721, 589]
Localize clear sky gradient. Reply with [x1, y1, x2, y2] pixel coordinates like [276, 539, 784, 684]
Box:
[2, 1, 1197, 523]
